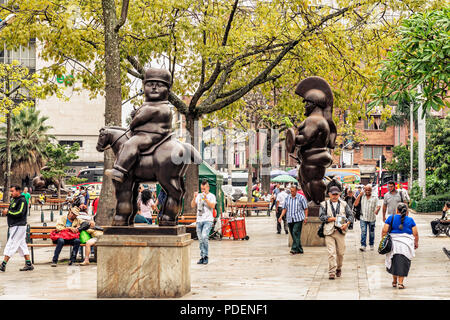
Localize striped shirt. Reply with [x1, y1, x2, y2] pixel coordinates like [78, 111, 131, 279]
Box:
[283, 193, 308, 223]
[361, 195, 379, 222]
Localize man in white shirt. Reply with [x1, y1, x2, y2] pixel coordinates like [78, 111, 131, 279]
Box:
[275, 186, 289, 234]
[191, 179, 216, 265]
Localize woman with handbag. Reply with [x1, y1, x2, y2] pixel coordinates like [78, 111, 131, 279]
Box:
[381, 203, 419, 289]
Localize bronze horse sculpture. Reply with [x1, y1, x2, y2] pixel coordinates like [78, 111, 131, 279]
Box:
[96, 126, 202, 226]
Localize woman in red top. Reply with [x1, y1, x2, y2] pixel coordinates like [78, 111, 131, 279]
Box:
[92, 197, 99, 215]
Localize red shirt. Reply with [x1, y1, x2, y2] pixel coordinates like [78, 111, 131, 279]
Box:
[92, 198, 99, 215]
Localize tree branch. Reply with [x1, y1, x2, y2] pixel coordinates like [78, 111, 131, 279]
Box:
[189, 0, 240, 111]
[197, 5, 355, 115]
[126, 55, 145, 78]
[168, 91, 189, 114]
[115, 0, 130, 32]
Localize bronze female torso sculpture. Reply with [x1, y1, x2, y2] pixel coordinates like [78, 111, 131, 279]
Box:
[286, 77, 337, 205]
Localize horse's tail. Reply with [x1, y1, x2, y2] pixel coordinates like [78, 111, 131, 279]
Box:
[185, 143, 202, 165]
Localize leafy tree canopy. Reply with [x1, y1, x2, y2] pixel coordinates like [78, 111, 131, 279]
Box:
[370, 8, 450, 116]
[1, 0, 444, 129]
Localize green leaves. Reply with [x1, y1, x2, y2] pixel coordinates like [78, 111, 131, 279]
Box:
[42, 142, 80, 181]
[372, 8, 450, 115]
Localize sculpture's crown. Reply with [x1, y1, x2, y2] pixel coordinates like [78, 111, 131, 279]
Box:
[295, 76, 333, 108]
[144, 68, 172, 88]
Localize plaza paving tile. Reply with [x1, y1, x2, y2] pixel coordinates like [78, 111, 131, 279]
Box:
[0, 204, 448, 300]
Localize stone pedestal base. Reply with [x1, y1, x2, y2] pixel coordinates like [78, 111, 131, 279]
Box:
[288, 217, 325, 247]
[97, 226, 193, 298]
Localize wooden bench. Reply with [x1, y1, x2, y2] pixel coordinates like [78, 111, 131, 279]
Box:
[229, 201, 271, 216]
[0, 202, 9, 209]
[27, 226, 95, 264]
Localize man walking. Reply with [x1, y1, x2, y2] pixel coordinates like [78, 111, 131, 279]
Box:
[319, 186, 353, 279]
[191, 180, 216, 265]
[0, 185, 34, 272]
[278, 185, 308, 254]
[382, 181, 406, 222]
[354, 184, 380, 251]
[275, 185, 288, 234]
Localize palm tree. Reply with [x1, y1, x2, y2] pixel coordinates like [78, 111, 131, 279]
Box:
[0, 107, 53, 188]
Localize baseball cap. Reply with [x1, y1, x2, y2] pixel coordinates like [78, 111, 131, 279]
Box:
[329, 186, 341, 194]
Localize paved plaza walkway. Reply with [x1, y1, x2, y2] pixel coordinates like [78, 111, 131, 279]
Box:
[0, 204, 448, 300]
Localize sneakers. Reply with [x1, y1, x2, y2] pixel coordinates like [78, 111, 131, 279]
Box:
[68, 260, 76, 266]
[370, 245, 375, 251]
[197, 257, 204, 264]
[336, 269, 342, 277]
[0, 264, 5, 272]
[20, 264, 34, 271]
[202, 256, 208, 264]
[360, 247, 366, 252]
[329, 274, 335, 280]
[51, 261, 57, 267]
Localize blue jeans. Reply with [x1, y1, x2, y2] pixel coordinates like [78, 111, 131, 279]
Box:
[360, 220, 376, 247]
[196, 221, 213, 258]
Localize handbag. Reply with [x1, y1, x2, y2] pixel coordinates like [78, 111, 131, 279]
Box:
[79, 230, 92, 244]
[317, 201, 328, 238]
[353, 202, 361, 221]
[378, 215, 395, 255]
[50, 229, 80, 241]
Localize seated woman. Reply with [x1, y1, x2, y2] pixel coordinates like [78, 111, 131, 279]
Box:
[382, 203, 419, 289]
[431, 201, 450, 235]
[79, 220, 103, 266]
[135, 189, 155, 224]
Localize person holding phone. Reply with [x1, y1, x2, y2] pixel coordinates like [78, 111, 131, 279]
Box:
[191, 179, 216, 265]
[319, 186, 353, 280]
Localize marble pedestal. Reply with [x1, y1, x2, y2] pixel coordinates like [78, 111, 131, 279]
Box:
[288, 204, 325, 247]
[97, 226, 193, 298]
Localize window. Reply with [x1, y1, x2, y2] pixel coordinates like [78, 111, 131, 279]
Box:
[363, 146, 384, 160]
[59, 140, 83, 147]
[364, 115, 384, 130]
[0, 42, 36, 71]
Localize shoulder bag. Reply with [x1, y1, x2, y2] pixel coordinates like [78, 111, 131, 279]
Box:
[317, 201, 328, 238]
[378, 215, 395, 255]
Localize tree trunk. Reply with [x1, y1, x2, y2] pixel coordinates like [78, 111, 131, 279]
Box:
[3, 112, 11, 203]
[96, 0, 122, 226]
[261, 128, 271, 194]
[246, 136, 252, 201]
[57, 179, 61, 210]
[184, 114, 200, 215]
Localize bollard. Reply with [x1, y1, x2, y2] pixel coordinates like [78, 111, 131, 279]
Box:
[43, 222, 47, 240]
[26, 224, 31, 243]
[40, 210, 44, 223]
[60, 207, 63, 215]
[50, 210, 54, 222]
